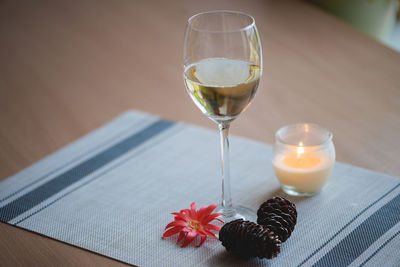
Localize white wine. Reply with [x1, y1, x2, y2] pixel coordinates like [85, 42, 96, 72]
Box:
[184, 58, 261, 122]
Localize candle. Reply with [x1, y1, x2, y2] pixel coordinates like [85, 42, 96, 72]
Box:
[273, 124, 335, 196]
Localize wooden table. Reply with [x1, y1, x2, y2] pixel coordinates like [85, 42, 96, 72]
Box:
[1, 0, 399, 266]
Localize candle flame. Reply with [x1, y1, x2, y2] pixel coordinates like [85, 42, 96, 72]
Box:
[297, 142, 305, 154]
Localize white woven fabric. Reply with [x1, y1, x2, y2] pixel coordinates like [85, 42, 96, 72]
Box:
[0, 110, 399, 267]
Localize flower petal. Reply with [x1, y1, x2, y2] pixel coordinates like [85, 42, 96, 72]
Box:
[198, 204, 217, 221]
[201, 213, 224, 224]
[197, 207, 208, 221]
[180, 211, 192, 221]
[165, 221, 187, 230]
[215, 218, 224, 224]
[177, 231, 186, 243]
[163, 226, 184, 237]
[197, 234, 207, 247]
[174, 214, 189, 222]
[188, 203, 197, 219]
[180, 209, 190, 214]
[181, 231, 197, 247]
[203, 229, 217, 239]
[204, 224, 221, 231]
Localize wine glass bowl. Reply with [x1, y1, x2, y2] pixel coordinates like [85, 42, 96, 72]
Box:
[184, 58, 261, 124]
[183, 11, 262, 221]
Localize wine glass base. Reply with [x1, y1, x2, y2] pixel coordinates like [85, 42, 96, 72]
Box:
[216, 205, 256, 223]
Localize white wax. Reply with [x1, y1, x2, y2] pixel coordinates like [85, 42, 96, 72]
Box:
[273, 152, 333, 193]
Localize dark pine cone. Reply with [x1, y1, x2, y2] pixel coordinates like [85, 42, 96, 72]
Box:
[257, 197, 297, 242]
[219, 219, 281, 259]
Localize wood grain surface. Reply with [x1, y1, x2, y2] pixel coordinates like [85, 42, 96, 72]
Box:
[0, 0, 399, 266]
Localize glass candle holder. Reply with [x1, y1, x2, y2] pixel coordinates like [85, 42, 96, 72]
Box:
[272, 123, 335, 196]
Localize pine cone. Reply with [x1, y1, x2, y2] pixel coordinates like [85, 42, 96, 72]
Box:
[257, 197, 297, 242]
[219, 219, 281, 259]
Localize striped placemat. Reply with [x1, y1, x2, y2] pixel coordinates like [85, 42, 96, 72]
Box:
[0, 111, 399, 267]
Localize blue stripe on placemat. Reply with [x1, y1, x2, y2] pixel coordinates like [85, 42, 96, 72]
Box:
[0, 116, 149, 204]
[298, 183, 400, 267]
[312, 193, 400, 267]
[0, 119, 174, 223]
[358, 230, 400, 267]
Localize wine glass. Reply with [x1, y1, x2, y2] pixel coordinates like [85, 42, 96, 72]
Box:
[183, 10, 262, 221]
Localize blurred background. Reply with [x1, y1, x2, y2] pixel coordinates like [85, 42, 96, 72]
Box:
[309, 0, 400, 51]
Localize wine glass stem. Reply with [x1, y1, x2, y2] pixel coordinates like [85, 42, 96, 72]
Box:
[219, 123, 233, 213]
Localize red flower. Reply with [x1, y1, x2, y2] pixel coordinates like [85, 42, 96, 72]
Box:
[163, 202, 224, 247]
